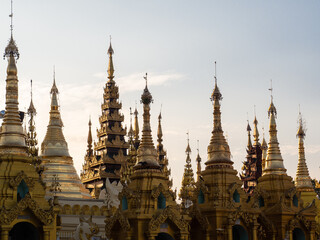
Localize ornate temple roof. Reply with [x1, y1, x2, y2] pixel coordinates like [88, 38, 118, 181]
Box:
[205, 69, 232, 167]
[41, 77, 70, 157]
[263, 98, 287, 175]
[134, 74, 161, 170]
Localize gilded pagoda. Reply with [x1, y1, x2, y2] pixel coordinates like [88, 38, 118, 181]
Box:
[240, 118, 263, 195]
[0, 30, 58, 239]
[81, 42, 129, 198]
[105, 76, 189, 240]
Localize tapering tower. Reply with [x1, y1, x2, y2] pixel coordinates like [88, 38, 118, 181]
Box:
[295, 112, 313, 191]
[262, 98, 287, 175]
[120, 108, 136, 184]
[261, 128, 268, 171]
[157, 111, 172, 187]
[26, 80, 38, 156]
[196, 141, 202, 182]
[81, 41, 129, 198]
[179, 134, 196, 208]
[240, 117, 263, 195]
[133, 106, 140, 150]
[256, 95, 317, 239]
[106, 75, 189, 240]
[192, 64, 255, 240]
[295, 111, 320, 226]
[0, 15, 57, 239]
[41, 75, 90, 199]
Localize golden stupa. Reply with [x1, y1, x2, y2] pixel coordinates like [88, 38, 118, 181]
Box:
[40, 75, 90, 199]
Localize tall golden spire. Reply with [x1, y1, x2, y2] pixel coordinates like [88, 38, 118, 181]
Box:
[41, 71, 70, 157]
[133, 105, 140, 149]
[107, 37, 114, 81]
[263, 89, 286, 175]
[246, 121, 252, 150]
[87, 117, 93, 157]
[253, 115, 260, 146]
[26, 79, 38, 156]
[157, 111, 164, 164]
[205, 62, 232, 167]
[261, 127, 268, 172]
[134, 73, 160, 170]
[0, 22, 26, 152]
[196, 140, 202, 181]
[179, 133, 195, 207]
[295, 111, 313, 191]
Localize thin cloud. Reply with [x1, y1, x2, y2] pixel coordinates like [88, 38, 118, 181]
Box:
[93, 72, 184, 93]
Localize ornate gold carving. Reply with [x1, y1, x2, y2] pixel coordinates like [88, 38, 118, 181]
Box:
[9, 171, 35, 189]
[0, 193, 54, 225]
[105, 209, 130, 238]
[148, 205, 188, 232]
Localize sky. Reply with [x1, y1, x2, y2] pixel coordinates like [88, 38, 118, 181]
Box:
[0, 1, 319, 193]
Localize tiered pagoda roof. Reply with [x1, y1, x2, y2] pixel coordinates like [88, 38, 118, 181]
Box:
[81, 41, 129, 198]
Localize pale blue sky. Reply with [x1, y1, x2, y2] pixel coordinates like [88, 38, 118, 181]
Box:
[0, 1, 319, 191]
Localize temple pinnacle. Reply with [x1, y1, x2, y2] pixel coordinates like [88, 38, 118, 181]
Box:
[295, 111, 313, 190]
[263, 92, 286, 175]
[205, 64, 231, 167]
[134, 75, 160, 170]
[107, 38, 114, 80]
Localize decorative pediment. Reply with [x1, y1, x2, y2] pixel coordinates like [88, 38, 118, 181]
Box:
[151, 183, 172, 199]
[189, 205, 209, 230]
[148, 205, 188, 232]
[228, 207, 255, 227]
[9, 171, 35, 190]
[105, 209, 130, 238]
[0, 193, 54, 225]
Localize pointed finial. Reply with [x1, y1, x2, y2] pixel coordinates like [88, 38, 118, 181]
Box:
[4, 0, 19, 60]
[108, 35, 114, 55]
[141, 73, 153, 104]
[89, 115, 92, 126]
[51, 66, 59, 94]
[268, 80, 277, 118]
[186, 131, 191, 153]
[130, 107, 133, 127]
[10, 0, 13, 36]
[214, 61, 217, 86]
[144, 73, 148, 87]
[197, 140, 199, 156]
[211, 61, 222, 102]
[268, 79, 273, 102]
[30, 79, 33, 100]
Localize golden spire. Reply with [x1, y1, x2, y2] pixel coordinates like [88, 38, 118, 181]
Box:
[107, 37, 114, 81]
[157, 111, 164, 164]
[247, 121, 252, 150]
[87, 117, 93, 156]
[253, 113, 260, 146]
[196, 140, 202, 181]
[41, 71, 70, 157]
[263, 86, 286, 175]
[179, 132, 195, 206]
[128, 107, 134, 146]
[261, 127, 268, 172]
[134, 73, 160, 170]
[295, 111, 313, 191]
[26, 79, 38, 156]
[0, 16, 26, 151]
[205, 62, 232, 167]
[133, 104, 140, 149]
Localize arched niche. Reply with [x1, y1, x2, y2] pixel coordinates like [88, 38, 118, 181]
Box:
[232, 225, 248, 240]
